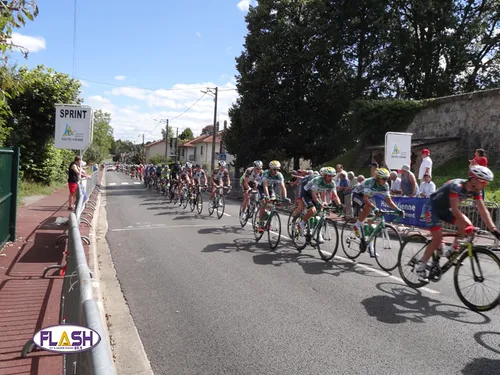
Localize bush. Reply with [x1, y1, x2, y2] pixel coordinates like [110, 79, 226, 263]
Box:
[149, 154, 168, 165]
[23, 142, 75, 185]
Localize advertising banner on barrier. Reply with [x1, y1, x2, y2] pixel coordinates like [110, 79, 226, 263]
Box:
[385, 132, 412, 170]
[372, 195, 430, 227]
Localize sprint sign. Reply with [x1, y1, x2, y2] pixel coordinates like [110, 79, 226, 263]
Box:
[54, 104, 94, 150]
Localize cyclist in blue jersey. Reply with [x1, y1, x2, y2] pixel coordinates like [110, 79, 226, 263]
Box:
[415, 165, 500, 282]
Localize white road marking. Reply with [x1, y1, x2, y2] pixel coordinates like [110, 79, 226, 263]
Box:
[223, 213, 231, 217]
[278, 233, 440, 294]
[110, 224, 239, 232]
[109, 182, 116, 186]
[133, 182, 141, 185]
[121, 182, 129, 185]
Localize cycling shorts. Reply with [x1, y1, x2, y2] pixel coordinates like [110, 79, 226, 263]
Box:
[424, 199, 456, 232]
[301, 190, 316, 209]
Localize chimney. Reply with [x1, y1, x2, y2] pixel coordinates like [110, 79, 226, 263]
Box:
[223, 120, 227, 130]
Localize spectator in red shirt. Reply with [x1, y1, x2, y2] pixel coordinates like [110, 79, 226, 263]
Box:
[470, 148, 488, 198]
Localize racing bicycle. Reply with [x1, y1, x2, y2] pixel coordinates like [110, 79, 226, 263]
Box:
[208, 185, 231, 219]
[398, 228, 500, 311]
[239, 189, 259, 227]
[252, 197, 289, 250]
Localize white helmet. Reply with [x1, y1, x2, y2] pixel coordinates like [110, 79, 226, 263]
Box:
[218, 160, 227, 167]
[185, 162, 192, 168]
[319, 167, 336, 176]
[253, 160, 263, 168]
[269, 160, 281, 169]
[470, 165, 494, 182]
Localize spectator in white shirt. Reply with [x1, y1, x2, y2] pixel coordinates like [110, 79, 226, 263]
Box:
[419, 174, 436, 198]
[389, 171, 402, 195]
[418, 149, 433, 182]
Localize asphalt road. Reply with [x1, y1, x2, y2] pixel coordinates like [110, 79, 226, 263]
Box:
[104, 171, 500, 375]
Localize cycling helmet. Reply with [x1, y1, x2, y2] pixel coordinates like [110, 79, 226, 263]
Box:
[269, 160, 281, 169]
[470, 165, 494, 182]
[375, 168, 390, 179]
[313, 171, 320, 176]
[320, 167, 336, 176]
[253, 160, 263, 168]
[307, 170, 314, 175]
[185, 162, 192, 168]
[218, 160, 227, 167]
[195, 163, 201, 168]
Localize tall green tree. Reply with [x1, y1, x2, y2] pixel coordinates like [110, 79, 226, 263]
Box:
[3, 65, 82, 182]
[178, 127, 194, 142]
[83, 110, 114, 163]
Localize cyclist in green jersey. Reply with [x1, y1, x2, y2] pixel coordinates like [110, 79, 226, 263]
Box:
[353, 168, 405, 257]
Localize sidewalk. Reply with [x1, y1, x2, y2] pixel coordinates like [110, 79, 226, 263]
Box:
[0, 188, 91, 375]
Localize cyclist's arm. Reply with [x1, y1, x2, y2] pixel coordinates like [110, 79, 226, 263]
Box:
[449, 196, 464, 220]
[410, 173, 417, 196]
[226, 172, 230, 186]
[384, 196, 400, 211]
[330, 190, 341, 206]
[475, 198, 498, 231]
[363, 194, 376, 209]
[263, 179, 270, 197]
[279, 182, 287, 199]
[243, 175, 250, 190]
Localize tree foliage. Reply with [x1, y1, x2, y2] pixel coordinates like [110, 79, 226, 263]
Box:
[200, 125, 214, 136]
[226, 0, 500, 167]
[179, 127, 194, 142]
[83, 110, 113, 164]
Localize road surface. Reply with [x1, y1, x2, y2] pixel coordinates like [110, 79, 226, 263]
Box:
[104, 171, 500, 375]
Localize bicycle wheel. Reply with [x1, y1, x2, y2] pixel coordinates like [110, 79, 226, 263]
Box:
[290, 216, 308, 251]
[239, 206, 249, 227]
[287, 211, 296, 237]
[252, 208, 264, 242]
[182, 192, 188, 209]
[341, 219, 363, 260]
[317, 219, 339, 261]
[454, 247, 500, 312]
[196, 193, 203, 214]
[397, 234, 430, 289]
[216, 195, 225, 219]
[208, 197, 215, 216]
[189, 194, 196, 212]
[267, 211, 281, 250]
[373, 224, 402, 272]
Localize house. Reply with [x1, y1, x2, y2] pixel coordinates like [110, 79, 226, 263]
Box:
[178, 131, 234, 172]
[144, 140, 176, 162]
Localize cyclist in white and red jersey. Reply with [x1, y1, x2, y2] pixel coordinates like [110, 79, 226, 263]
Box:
[239, 160, 263, 220]
[209, 160, 231, 206]
[415, 165, 500, 282]
[192, 163, 208, 188]
[178, 162, 193, 197]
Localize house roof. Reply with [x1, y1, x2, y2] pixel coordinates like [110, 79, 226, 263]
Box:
[367, 136, 461, 150]
[179, 131, 223, 147]
[145, 140, 165, 148]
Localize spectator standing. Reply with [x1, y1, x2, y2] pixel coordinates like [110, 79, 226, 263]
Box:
[419, 174, 436, 198]
[68, 156, 87, 211]
[334, 164, 344, 185]
[400, 164, 418, 197]
[469, 148, 488, 198]
[344, 171, 357, 219]
[418, 149, 433, 182]
[389, 171, 402, 195]
[336, 171, 349, 204]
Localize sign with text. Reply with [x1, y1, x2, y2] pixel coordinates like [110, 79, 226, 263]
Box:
[54, 104, 93, 150]
[385, 132, 412, 170]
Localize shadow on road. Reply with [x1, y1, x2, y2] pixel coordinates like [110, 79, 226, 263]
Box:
[473, 331, 500, 355]
[361, 282, 491, 325]
[202, 238, 269, 253]
[297, 257, 389, 278]
[461, 358, 500, 375]
[198, 226, 245, 235]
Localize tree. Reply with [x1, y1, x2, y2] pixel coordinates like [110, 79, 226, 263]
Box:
[160, 126, 174, 142]
[149, 154, 167, 165]
[200, 125, 214, 136]
[83, 110, 114, 164]
[179, 127, 194, 142]
[2, 65, 82, 183]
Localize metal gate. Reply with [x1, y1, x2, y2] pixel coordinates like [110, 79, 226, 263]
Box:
[0, 147, 20, 247]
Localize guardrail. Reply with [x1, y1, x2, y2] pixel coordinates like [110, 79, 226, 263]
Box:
[21, 172, 116, 374]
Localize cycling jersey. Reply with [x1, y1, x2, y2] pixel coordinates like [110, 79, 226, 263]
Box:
[193, 168, 206, 182]
[259, 170, 284, 186]
[303, 176, 336, 192]
[161, 168, 170, 178]
[358, 177, 390, 198]
[180, 167, 192, 178]
[430, 179, 481, 211]
[155, 167, 162, 176]
[243, 167, 262, 183]
[212, 167, 229, 181]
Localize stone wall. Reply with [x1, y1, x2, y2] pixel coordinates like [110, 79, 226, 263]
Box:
[406, 88, 500, 165]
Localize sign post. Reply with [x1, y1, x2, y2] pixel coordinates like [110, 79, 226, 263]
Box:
[384, 132, 412, 170]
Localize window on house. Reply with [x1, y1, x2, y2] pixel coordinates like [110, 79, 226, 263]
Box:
[201, 146, 204, 155]
[182, 149, 185, 157]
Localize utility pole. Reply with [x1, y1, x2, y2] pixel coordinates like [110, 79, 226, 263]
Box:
[164, 119, 169, 162]
[142, 133, 145, 163]
[202, 87, 218, 172]
[175, 127, 179, 162]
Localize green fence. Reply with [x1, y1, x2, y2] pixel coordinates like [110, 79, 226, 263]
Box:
[0, 147, 20, 248]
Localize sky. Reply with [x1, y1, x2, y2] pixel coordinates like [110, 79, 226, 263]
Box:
[7, 0, 259, 143]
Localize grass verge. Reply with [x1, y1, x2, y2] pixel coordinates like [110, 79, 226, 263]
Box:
[18, 179, 66, 206]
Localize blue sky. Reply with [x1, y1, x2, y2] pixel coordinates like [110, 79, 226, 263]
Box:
[9, 0, 258, 142]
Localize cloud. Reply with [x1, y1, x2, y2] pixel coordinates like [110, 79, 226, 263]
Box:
[79, 79, 90, 87]
[90, 81, 238, 142]
[8, 32, 46, 53]
[88, 95, 111, 104]
[114, 75, 126, 81]
[196, 32, 201, 38]
[237, 0, 251, 11]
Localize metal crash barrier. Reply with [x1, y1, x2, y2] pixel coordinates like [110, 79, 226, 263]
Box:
[21, 171, 115, 374]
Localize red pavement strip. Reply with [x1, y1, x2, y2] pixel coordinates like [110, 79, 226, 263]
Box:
[0, 188, 92, 375]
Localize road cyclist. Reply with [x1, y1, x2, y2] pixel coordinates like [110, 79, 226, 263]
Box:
[209, 160, 231, 210]
[239, 160, 264, 224]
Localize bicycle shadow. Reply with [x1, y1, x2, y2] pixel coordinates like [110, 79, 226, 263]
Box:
[360, 282, 491, 325]
[473, 331, 500, 355]
[202, 238, 269, 253]
[198, 226, 245, 235]
[252, 251, 316, 267]
[297, 257, 388, 278]
[461, 358, 500, 375]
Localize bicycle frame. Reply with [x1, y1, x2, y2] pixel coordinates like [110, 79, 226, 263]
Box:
[363, 212, 401, 246]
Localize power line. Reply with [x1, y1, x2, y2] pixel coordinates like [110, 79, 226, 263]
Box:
[75, 76, 237, 92]
[146, 92, 208, 135]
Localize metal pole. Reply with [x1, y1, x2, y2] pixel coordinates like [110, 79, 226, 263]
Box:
[142, 133, 145, 163]
[175, 127, 179, 162]
[210, 87, 218, 173]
